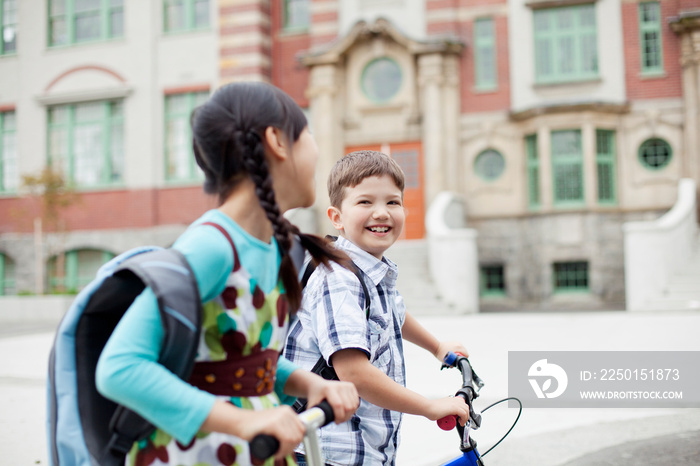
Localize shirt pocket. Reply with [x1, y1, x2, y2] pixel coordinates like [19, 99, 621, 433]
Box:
[368, 318, 391, 369]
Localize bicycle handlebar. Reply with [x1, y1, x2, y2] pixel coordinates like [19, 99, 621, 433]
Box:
[249, 400, 335, 461]
[437, 352, 484, 431]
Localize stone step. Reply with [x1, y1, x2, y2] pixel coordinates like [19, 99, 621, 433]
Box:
[641, 298, 700, 311]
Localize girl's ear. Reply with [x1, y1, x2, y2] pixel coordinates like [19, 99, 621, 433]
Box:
[327, 206, 344, 231]
[263, 127, 289, 162]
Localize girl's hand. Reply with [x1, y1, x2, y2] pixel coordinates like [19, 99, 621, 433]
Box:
[305, 378, 360, 424]
[434, 341, 469, 361]
[423, 396, 470, 426]
[237, 405, 306, 460]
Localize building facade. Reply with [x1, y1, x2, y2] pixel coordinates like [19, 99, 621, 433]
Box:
[1, 0, 699, 310]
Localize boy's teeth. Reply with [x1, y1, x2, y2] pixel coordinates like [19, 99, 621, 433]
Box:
[370, 226, 389, 233]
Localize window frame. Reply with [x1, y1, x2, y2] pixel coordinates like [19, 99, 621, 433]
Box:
[164, 90, 209, 183]
[282, 0, 310, 32]
[48, 0, 124, 48]
[638, 137, 672, 171]
[163, 0, 210, 34]
[0, 110, 17, 193]
[361, 57, 403, 104]
[47, 99, 125, 189]
[638, 1, 664, 75]
[533, 4, 599, 84]
[0, 0, 18, 55]
[474, 17, 497, 91]
[49, 248, 114, 294]
[0, 252, 15, 296]
[553, 261, 589, 293]
[474, 148, 505, 182]
[480, 264, 507, 298]
[551, 129, 585, 208]
[595, 129, 617, 205]
[525, 134, 540, 209]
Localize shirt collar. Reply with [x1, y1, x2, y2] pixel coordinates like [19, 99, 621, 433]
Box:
[334, 236, 398, 288]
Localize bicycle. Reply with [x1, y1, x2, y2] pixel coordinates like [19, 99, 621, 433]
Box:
[250, 353, 522, 466]
[436, 352, 522, 466]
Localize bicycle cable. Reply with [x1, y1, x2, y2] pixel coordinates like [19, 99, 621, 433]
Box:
[476, 397, 522, 457]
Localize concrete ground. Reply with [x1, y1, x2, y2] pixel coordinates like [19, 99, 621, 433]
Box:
[1, 310, 699, 465]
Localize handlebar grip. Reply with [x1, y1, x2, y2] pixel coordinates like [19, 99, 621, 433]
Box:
[249, 401, 335, 461]
[249, 434, 279, 461]
[437, 415, 457, 431]
[313, 399, 335, 426]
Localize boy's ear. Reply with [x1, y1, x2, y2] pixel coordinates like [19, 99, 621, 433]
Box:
[263, 127, 289, 162]
[327, 206, 344, 231]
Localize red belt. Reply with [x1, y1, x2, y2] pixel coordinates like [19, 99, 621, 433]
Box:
[189, 349, 279, 397]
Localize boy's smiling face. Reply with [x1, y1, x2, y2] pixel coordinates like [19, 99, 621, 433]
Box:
[327, 175, 405, 259]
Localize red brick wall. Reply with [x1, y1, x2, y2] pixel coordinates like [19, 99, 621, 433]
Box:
[622, 0, 683, 100]
[270, 0, 311, 107]
[460, 15, 511, 113]
[0, 187, 217, 234]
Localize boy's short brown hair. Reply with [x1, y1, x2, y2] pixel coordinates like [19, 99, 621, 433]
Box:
[327, 150, 405, 207]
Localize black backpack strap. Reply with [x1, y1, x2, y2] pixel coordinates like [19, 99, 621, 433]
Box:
[102, 248, 202, 462]
[293, 239, 374, 413]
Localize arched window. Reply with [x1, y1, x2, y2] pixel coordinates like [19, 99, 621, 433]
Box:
[474, 149, 505, 181]
[638, 138, 672, 170]
[48, 248, 114, 293]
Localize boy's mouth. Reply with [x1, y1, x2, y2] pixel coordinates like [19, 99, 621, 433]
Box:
[367, 226, 391, 233]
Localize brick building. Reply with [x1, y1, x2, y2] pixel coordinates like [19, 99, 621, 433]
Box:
[0, 0, 699, 310]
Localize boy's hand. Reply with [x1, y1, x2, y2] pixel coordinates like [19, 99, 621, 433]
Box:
[434, 341, 469, 361]
[424, 396, 470, 426]
[306, 378, 360, 424]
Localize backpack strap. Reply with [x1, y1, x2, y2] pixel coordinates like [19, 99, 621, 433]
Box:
[102, 248, 203, 461]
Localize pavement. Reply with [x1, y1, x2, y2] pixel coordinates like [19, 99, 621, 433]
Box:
[1, 310, 699, 465]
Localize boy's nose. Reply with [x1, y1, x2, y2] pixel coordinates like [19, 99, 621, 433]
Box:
[372, 206, 389, 219]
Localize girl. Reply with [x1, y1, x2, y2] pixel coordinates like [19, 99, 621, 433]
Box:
[96, 82, 359, 466]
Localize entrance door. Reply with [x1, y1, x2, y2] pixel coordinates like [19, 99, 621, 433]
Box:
[344, 142, 425, 239]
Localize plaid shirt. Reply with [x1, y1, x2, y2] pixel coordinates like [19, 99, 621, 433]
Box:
[284, 236, 407, 466]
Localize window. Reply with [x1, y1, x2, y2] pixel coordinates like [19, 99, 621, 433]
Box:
[0, 252, 15, 295]
[638, 138, 672, 170]
[551, 130, 584, 206]
[480, 265, 506, 297]
[48, 100, 124, 187]
[596, 130, 616, 204]
[165, 91, 208, 182]
[534, 4, 598, 84]
[361, 57, 402, 103]
[0, 110, 17, 193]
[164, 0, 210, 33]
[1, 0, 17, 54]
[474, 18, 497, 90]
[48, 0, 124, 47]
[474, 149, 505, 181]
[525, 134, 540, 208]
[639, 2, 663, 74]
[48, 249, 113, 293]
[283, 0, 309, 31]
[553, 261, 588, 292]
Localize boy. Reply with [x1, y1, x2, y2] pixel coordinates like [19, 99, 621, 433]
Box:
[284, 151, 470, 466]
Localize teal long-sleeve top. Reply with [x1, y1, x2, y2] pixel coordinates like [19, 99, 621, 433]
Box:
[95, 210, 299, 444]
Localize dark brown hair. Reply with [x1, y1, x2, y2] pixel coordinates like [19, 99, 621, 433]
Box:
[191, 81, 348, 311]
[328, 150, 405, 207]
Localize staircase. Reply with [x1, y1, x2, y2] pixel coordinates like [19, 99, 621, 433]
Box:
[385, 239, 449, 315]
[642, 232, 700, 311]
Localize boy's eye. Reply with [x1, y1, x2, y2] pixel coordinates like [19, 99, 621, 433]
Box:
[358, 200, 371, 205]
[389, 200, 402, 206]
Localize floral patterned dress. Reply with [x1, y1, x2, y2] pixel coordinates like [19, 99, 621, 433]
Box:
[128, 233, 295, 466]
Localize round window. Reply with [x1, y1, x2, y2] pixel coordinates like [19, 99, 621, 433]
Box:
[474, 149, 505, 181]
[638, 138, 672, 170]
[361, 57, 402, 103]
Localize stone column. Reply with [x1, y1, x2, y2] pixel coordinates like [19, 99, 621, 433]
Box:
[306, 64, 341, 234]
[538, 126, 552, 210]
[442, 54, 462, 193]
[418, 53, 446, 206]
[582, 122, 597, 208]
